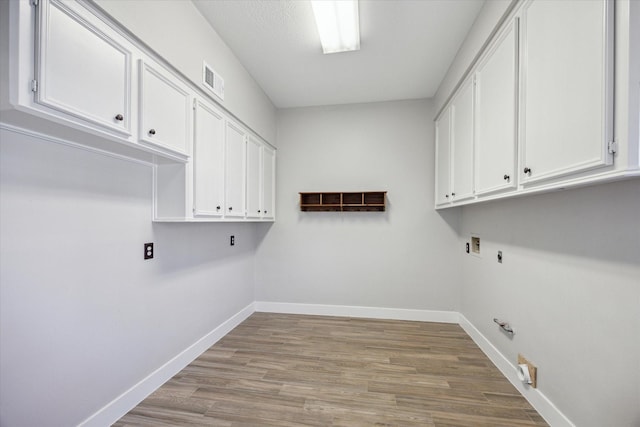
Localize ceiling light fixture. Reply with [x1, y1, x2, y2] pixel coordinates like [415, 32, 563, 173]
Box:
[311, 0, 360, 54]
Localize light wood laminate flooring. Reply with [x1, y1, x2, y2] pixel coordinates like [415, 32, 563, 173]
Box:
[114, 313, 548, 426]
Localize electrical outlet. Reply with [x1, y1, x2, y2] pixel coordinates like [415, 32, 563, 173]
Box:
[144, 243, 154, 259]
[497, 250, 503, 263]
[465, 242, 470, 253]
[230, 235, 235, 246]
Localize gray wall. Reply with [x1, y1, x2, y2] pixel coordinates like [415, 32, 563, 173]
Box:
[0, 128, 257, 426]
[255, 100, 462, 311]
[459, 181, 640, 426]
[0, 1, 274, 424]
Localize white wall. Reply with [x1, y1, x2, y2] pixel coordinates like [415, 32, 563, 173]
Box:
[255, 100, 461, 311]
[94, 0, 277, 144]
[0, 128, 257, 427]
[459, 181, 640, 427]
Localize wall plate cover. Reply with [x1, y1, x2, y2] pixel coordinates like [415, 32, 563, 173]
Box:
[144, 243, 154, 259]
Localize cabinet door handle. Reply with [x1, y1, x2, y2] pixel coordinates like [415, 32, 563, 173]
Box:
[216, 206, 220, 210]
[524, 167, 532, 175]
[258, 210, 261, 213]
[228, 207, 233, 211]
[451, 192, 456, 196]
[264, 210, 268, 214]
[148, 129, 156, 136]
[114, 114, 124, 121]
[504, 174, 510, 181]
[445, 194, 449, 198]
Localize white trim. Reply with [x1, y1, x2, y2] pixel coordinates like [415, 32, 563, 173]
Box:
[458, 314, 575, 427]
[73, 302, 574, 427]
[255, 301, 459, 323]
[78, 303, 255, 427]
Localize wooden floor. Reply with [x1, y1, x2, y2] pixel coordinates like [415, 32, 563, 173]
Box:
[114, 313, 548, 426]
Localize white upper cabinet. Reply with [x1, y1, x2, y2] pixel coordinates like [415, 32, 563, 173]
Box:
[435, 107, 452, 206]
[474, 19, 518, 196]
[225, 120, 247, 218]
[246, 135, 262, 219]
[451, 78, 475, 202]
[138, 60, 191, 159]
[193, 98, 225, 217]
[8, 0, 278, 222]
[434, 0, 638, 209]
[36, 0, 132, 136]
[519, 0, 613, 184]
[156, 104, 277, 222]
[261, 144, 276, 220]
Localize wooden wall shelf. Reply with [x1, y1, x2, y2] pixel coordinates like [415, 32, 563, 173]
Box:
[299, 192, 386, 212]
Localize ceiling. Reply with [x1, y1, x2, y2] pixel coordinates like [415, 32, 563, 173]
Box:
[192, 0, 485, 109]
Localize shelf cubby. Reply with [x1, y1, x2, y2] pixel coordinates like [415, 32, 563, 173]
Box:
[300, 191, 386, 212]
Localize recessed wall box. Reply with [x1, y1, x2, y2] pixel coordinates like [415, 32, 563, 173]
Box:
[471, 236, 480, 254]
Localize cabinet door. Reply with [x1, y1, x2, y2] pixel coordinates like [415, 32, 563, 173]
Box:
[225, 120, 246, 218]
[261, 145, 276, 220]
[193, 99, 225, 217]
[520, 0, 613, 184]
[139, 60, 191, 157]
[451, 78, 474, 201]
[435, 107, 452, 206]
[475, 20, 518, 195]
[246, 135, 262, 219]
[36, 0, 132, 136]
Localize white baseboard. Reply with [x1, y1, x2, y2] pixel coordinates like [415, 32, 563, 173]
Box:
[78, 302, 255, 427]
[458, 314, 575, 427]
[77, 302, 572, 427]
[254, 301, 459, 323]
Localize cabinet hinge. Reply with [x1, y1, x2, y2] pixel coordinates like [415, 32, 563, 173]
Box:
[607, 140, 618, 154]
[31, 79, 38, 93]
[30, 0, 38, 6]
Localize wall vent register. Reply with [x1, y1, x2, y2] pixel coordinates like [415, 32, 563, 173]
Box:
[300, 191, 386, 212]
[202, 61, 225, 100]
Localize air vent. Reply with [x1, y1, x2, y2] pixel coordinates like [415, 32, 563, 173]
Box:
[202, 61, 224, 100]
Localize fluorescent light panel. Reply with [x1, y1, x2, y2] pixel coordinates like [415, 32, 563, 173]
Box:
[311, 0, 360, 54]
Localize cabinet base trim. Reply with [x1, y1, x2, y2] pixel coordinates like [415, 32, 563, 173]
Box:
[437, 170, 640, 209]
[152, 218, 275, 223]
